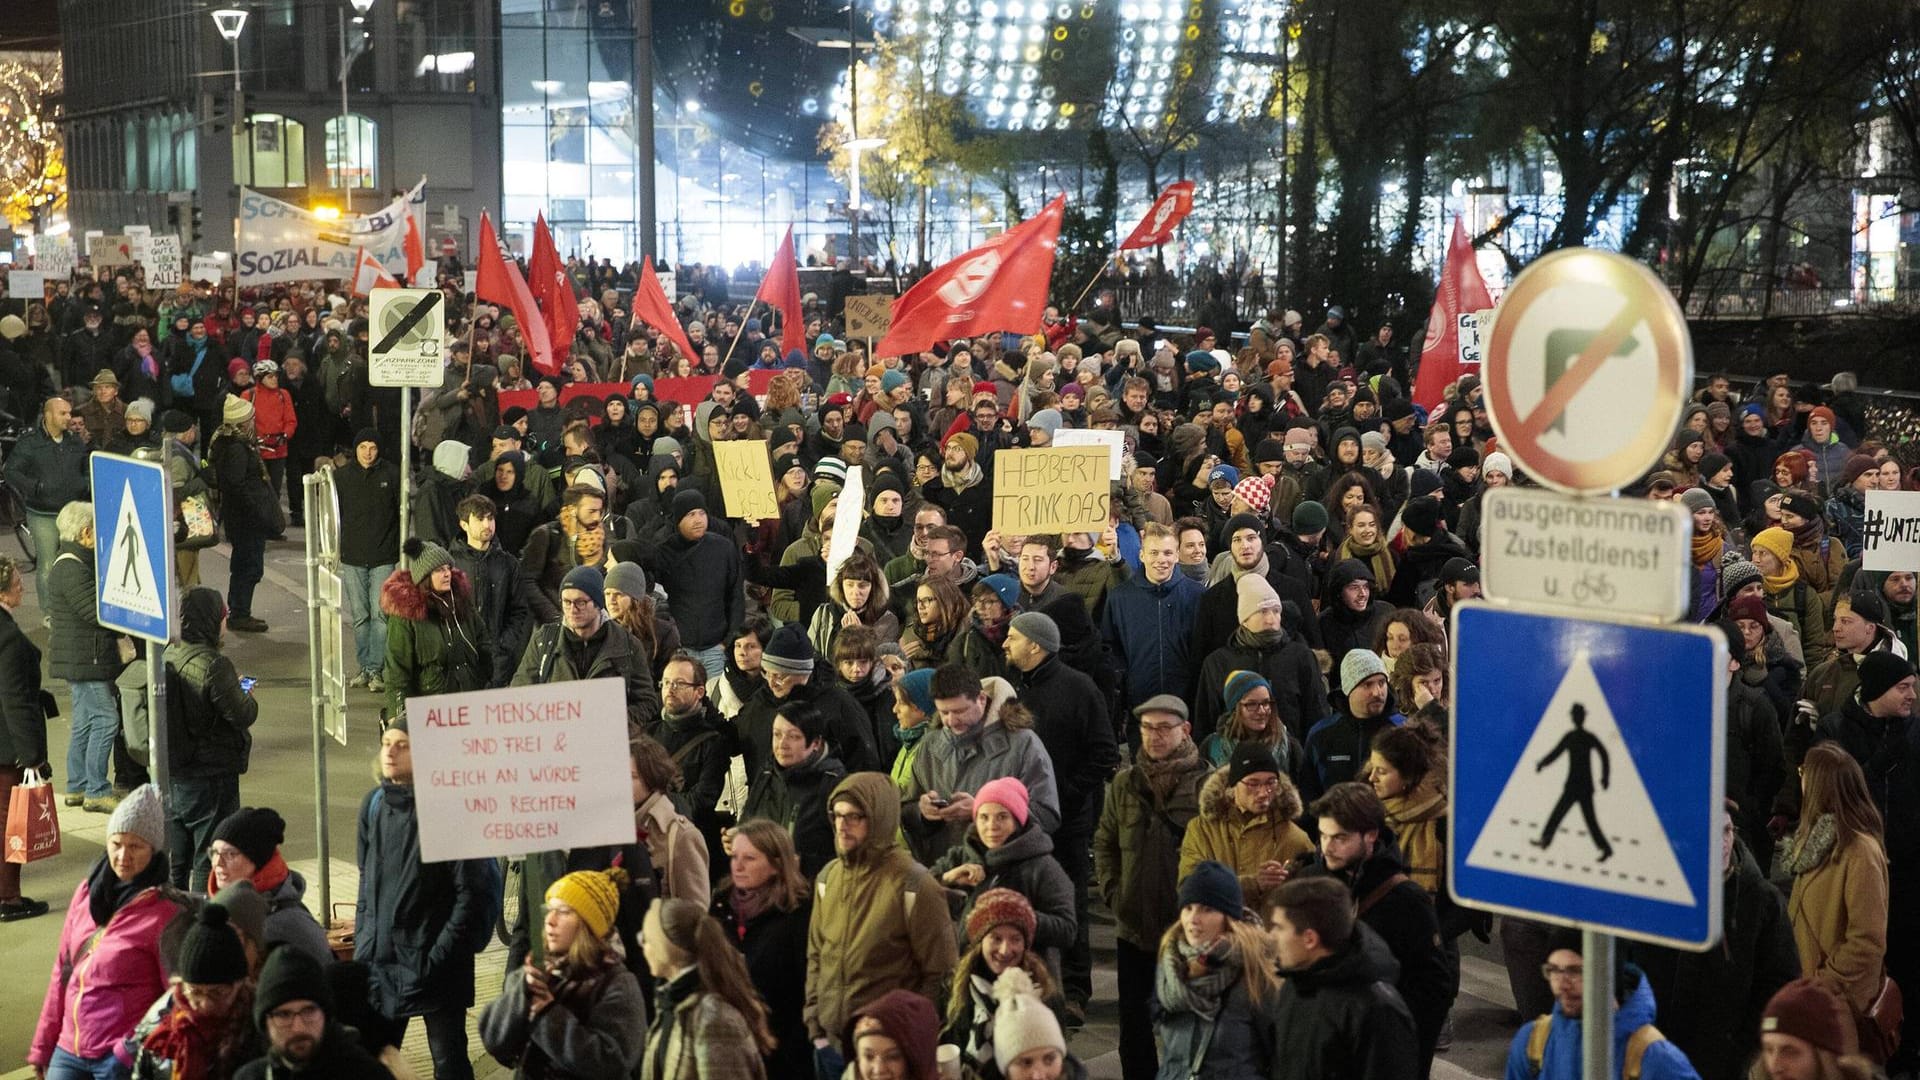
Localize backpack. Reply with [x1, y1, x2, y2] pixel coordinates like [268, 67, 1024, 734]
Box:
[360, 787, 504, 956]
[1525, 1014, 1667, 1079]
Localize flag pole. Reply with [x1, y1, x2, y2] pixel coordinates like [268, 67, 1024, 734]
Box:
[721, 297, 758, 372]
[1066, 250, 1116, 314]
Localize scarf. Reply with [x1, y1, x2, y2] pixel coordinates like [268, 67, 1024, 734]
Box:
[1337, 534, 1396, 594]
[1179, 562, 1209, 583]
[728, 883, 777, 930]
[1139, 738, 1203, 801]
[1762, 555, 1800, 594]
[942, 460, 984, 492]
[1786, 814, 1839, 876]
[204, 850, 291, 900]
[1789, 515, 1827, 551]
[648, 969, 701, 1080]
[1230, 626, 1286, 652]
[893, 719, 931, 748]
[1691, 523, 1725, 569]
[141, 1002, 227, 1080]
[1156, 934, 1241, 1022]
[967, 972, 997, 1060]
[1383, 786, 1447, 894]
[1208, 550, 1270, 587]
[135, 343, 159, 380]
[87, 850, 168, 928]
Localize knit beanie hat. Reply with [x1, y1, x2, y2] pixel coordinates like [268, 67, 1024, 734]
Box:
[108, 784, 166, 850]
[1446, 445, 1481, 471]
[1293, 500, 1330, 535]
[1718, 560, 1762, 601]
[761, 623, 816, 676]
[1761, 978, 1858, 1057]
[1223, 513, 1266, 547]
[810, 481, 842, 519]
[254, 945, 332, 1028]
[1027, 409, 1064, 438]
[897, 668, 937, 717]
[965, 887, 1037, 946]
[161, 409, 196, 434]
[1840, 455, 1879, 489]
[1858, 652, 1916, 705]
[403, 537, 454, 585]
[1177, 860, 1244, 917]
[211, 807, 285, 869]
[881, 369, 910, 393]
[992, 967, 1067, 1071]
[815, 456, 849, 486]
[1222, 670, 1272, 716]
[670, 488, 706, 526]
[1699, 452, 1732, 483]
[126, 398, 155, 424]
[602, 553, 648, 595]
[1409, 469, 1444, 500]
[1402, 498, 1443, 538]
[946, 431, 980, 458]
[1840, 588, 1887, 626]
[977, 573, 1021, 611]
[546, 867, 628, 938]
[1726, 593, 1769, 628]
[1780, 494, 1822, 523]
[850, 991, 940, 1080]
[1237, 574, 1284, 623]
[1340, 649, 1388, 696]
[560, 565, 605, 610]
[1255, 437, 1287, 464]
[1233, 474, 1274, 514]
[177, 902, 250, 984]
[1229, 742, 1282, 785]
[221, 393, 254, 427]
[974, 777, 1032, 827]
[1678, 488, 1715, 513]
[1751, 527, 1795, 567]
[1208, 464, 1241, 489]
[1482, 451, 1512, 478]
[1009, 611, 1061, 654]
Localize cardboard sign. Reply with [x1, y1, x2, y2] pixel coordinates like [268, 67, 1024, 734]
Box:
[713, 440, 781, 522]
[89, 234, 134, 267]
[124, 225, 152, 266]
[1051, 427, 1126, 481]
[1862, 490, 1920, 573]
[189, 254, 228, 285]
[7, 271, 46, 304]
[826, 465, 865, 581]
[144, 235, 183, 289]
[37, 236, 75, 279]
[406, 679, 637, 863]
[845, 294, 895, 340]
[992, 446, 1111, 534]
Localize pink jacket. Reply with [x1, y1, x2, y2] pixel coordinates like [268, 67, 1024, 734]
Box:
[31, 880, 181, 1068]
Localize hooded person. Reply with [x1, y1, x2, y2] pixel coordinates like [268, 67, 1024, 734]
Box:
[1320, 558, 1394, 663]
[163, 587, 260, 891]
[381, 538, 490, 716]
[806, 772, 959, 1063]
[412, 439, 473, 547]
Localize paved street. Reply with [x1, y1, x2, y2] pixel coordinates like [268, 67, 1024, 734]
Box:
[0, 527, 1523, 1078]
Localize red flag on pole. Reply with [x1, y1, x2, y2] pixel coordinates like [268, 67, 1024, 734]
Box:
[350, 247, 400, 297]
[529, 213, 579, 359]
[1411, 216, 1497, 412]
[632, 260, 701, 370]
[403, 210, 427, 285]
[876, 195, 1066, 358]
[1118, 181, 1196, 250]
[754, 225, 804, 358]
[474, 213, 558, 376]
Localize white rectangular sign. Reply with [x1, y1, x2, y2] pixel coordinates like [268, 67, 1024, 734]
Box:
[407, 678, 636, 863]
[144, 235, 182, 289]
[37, 235, 75, 279]
[826, 464, 865, 582]
[189, 253, 228, 285]
[367, 287, 447, 388]
[1479, 487, 1692, 621]
[8, 271, 46, 302]
[1052, 427, 1126, 482]
[1862, 490, 1920, 573]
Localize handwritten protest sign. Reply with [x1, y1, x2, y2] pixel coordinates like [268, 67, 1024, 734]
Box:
[1051, 427, 1126, 481]
[992, 446, 1110, 533]
[36, 236, 74, 278]
[406, 679, 635, 863]
[714, 439, 781, 522]
[89, 234, 134, 267]
[145, 235, 183, 289]
[845, 294, 895, 340]
[1861, 490, 1920, 572]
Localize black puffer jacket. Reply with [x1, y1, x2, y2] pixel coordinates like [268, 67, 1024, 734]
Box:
[7, 425, 91, 516]
[0, 606, 46, 768]
[162, 629, 257, 781]
[709, 894, 814, 1078]
[449, 538, 532, 688]
[207, 431, 279, 536]
[1010, 654, 1120, 831]
[1193, 626, 1326, 744]
[1267, 922, 1420, 1080]
[47, 543, 124, 682]
[333, 455, 401, 568]
[733, 677, 881, 783]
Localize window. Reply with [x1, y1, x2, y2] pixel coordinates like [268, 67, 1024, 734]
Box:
[122, 119, 139, 191]
[234, 114, 307, 188]
[250, 0, 306, 93]
[325, 114, 377, 189]
[397, 0, 479, 93]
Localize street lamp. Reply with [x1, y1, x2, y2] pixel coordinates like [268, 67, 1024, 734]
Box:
[340, 0, 375, 214]
[212, 8, 248, 140]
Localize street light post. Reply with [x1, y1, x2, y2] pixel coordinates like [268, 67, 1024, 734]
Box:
[213, 8, 249, 259]
[340, 0, 375, 214]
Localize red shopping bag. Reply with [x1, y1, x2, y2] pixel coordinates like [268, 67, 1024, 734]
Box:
[5, 769, 61, 864]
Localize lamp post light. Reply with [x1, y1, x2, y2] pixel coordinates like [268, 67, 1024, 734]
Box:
[212, 8, 248, 136]
[340, 0, 375, 214]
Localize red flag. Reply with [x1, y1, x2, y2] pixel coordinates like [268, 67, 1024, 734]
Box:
[754, 225, 804, 358]
[529, 214, 579, 358]
[876, 195, 1066, 358]
[403, 210, 426, 285]
[350, 247, 400, 297]
[474, 213, 558, 376]
[1118, 181, 1196, 250]
[632, 260, 701, 369]
[1411, 216, 1497, 411]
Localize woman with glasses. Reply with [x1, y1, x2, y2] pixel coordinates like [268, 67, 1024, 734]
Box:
[1199, 671, 1308, 788]
[709, 819, 815, 1078]
[903, 577, 968, 671]
[480, 868, 649, 1079]
[739, 702, 848, 877]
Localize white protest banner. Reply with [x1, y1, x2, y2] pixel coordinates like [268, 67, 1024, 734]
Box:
[1051, 427, 1126, 481]
[144, 235, 182, 288]
[1861, 490, 1920, 573]
[7, 271, 46, 303]
[826, 465, 865, 583]
[406, 678, 636, 863]
[124, 225, 151, 266]
[37, 235, 75, 279]
[237, 177, 425, 286]
[189, 253, 228, 285]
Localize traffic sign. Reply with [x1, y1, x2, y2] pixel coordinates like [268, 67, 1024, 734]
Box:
[91, 453, 174, 644]
[368, 286, 447, 388]
[1450, 602, 1726, 949]
[1482, 250, 1692, 495]
[1478, 487, 1692, 622]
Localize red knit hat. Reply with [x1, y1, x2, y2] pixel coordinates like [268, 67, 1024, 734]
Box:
[974, 777, 1031, 826]
[965, 887, 1037, 946]
[1726, 593, 1769, 628]
[1760, 978, 1857, 1057]
[1233, 474, 1274, 514]
[849, 990, 940, 1080]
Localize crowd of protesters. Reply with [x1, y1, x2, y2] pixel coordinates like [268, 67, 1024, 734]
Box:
[0, 251, 1912, 1080]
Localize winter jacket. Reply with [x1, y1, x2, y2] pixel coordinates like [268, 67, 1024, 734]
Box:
[903, 685, 1063, 854]
[710, 894, 814, 1079]
[243, 384, 296, 459]
[741, 748, 848, 879]
[231, 1022, 396, 1080]
[1267, 922, 1421, 1080]
[284, 373, 332, 464]
[511, 618, 660, 733]
[381, 567, 491, 716]
[451, 538, 534, 688]
[642, 700, 735, 837]
[1153, 944, 1277, 1080]
[1303, 703, 1407, 804]
[1179, 766, 1314, 916]
[1766, 578, 1832, 668]
[1799, 433, 1852, 496]
[1320, 596, 1393, 669]
[930, 821, 1077, 957]
[0, 605, 47, 767]
[334, 455, 402, 568]
[5, 425, 90, 514]
[1504, 971, 1702, 1080]
[128, 990, 265, 1080]
[258, 867, 336, 966]
[1818, 698, 1920, 865]
[733, 677, 881, 786]
[208, 430, 280, 536]
[1011, 656, 1121, 831]
[354, 781, 498, 1017]
[805, 772, 959, 1048]
[1101, 570, 1206, 711]
[1383, 532, 1471, 610]
[635, 790, 709, 904]
[47, 544, 124, 682]
[478, 953, 648, 1080]
[1723, 680, 1785, 862]
[638, 978, 769, 1080]
[163, 639, 257, 780]
[31, 879, 184, 1069]
[1193, 627, 1327, 743]
[1302, 844, 1453, 1068]
[1095, 741, 1211, 948]
[517, 521, 594, 625]
[644, 532, 744, 650]
[1803, 626, 1906, 720]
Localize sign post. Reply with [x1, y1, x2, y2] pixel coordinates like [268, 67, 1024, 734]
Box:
[91, 453, 175, 796]
[303, 467, 348, 917]
[368, 287, 447, 549]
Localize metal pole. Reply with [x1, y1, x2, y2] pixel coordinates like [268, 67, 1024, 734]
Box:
[634, 0, 657, 261]
[339, 6, 350, 213]
[847, 2, 860, 265]
[148, 439, 171, 799]
[397, 386, 411, 547]
[304, 473, 331, 918]
[1583, 929, 1614, 1080]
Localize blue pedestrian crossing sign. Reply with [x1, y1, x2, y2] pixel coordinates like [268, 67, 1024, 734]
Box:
[91, 453, 174, 644]
[1449, 602, 1727, 949]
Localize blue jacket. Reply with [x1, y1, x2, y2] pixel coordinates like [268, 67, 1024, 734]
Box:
[1101, 570, 1206, 710]
[1505, 974, 1701, 1080]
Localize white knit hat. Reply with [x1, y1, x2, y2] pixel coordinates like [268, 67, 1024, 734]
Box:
[992, 967, 1065, 1071]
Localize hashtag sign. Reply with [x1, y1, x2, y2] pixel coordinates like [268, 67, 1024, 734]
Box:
[1863, 507, 1886, 552]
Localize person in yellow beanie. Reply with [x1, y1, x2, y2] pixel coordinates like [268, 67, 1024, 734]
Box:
[479, 868, 648, 1078]
[1751, 526, 1833, 665]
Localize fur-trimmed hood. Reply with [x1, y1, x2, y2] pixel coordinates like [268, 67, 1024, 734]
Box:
[379, 566, 474, 621]
[1196, 763, 1303, 825]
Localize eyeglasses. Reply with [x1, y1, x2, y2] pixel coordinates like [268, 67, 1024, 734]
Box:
[828, 810, 868, 826]
[1542, 964, 1584, 981]
[661, 679, 700, 692]
[1239, 698, 1274, 712]
[207, 846, 249, 865]
[266, 1003, 323, 1026]
[1238, 777, 1280, 791]
[560, 596, 597, 609]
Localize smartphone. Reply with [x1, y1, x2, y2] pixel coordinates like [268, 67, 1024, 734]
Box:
[929, 795, 951, 809]
[239, 677, 256, 694]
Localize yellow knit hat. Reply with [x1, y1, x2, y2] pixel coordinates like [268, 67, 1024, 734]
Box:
[545, 868, 626, 938]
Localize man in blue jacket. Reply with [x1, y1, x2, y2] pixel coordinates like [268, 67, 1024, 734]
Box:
[1507, 937, 1702, 1080]
[1102, 522, 1204, 742]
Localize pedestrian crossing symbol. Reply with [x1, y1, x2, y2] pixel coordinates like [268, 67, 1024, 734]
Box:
[90, 453, 174, 644]
[100, 480, 162, 620]
[1449, 603, 1726, 950]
